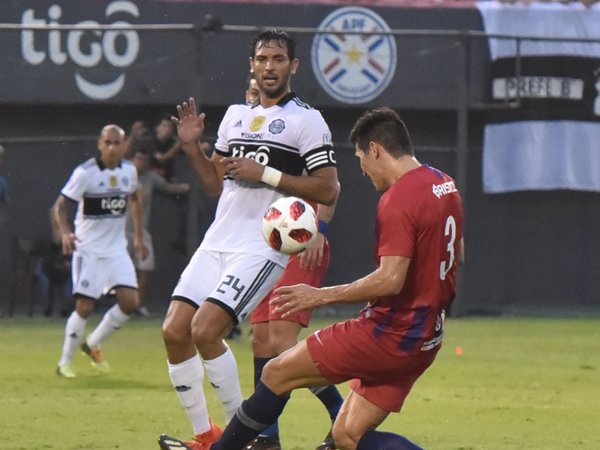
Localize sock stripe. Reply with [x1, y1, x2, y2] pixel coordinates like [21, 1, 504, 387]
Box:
[233, 261, 277, 317]
[236, 405, 272, 431]
[309, 386, 327, 395]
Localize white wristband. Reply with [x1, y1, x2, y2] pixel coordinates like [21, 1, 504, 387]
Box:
[261, 166, 283, 187]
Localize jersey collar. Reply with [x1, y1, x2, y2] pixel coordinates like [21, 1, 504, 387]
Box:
[254, 92, 296, 109]
[277, 92, 296, 107]
[95, 153, 122, 170]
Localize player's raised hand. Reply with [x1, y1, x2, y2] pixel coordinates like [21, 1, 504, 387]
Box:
[171, 97, 206, 146]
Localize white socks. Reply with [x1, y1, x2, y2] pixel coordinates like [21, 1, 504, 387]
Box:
[204, 345, 243, 424]
[86, 304, 130, 348]
[169, 356, 210, 435]
[58, 311, 87, 366]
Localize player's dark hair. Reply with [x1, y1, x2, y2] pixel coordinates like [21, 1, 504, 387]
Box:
[250, 29, 296, 60]
[349, 107, 414, 157]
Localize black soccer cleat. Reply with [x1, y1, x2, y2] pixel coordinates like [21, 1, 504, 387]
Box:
[315, 428, 336, 450]
[244, 435, 282, 450]
[158, 434, 194, 450]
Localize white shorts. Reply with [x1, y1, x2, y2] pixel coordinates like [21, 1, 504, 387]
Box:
[71, 249, 138, 300]
[172, 248, 285, 323]
[128, 229, 155, 271]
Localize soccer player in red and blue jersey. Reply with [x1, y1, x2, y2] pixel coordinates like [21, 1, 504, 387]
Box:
[193, 107, 464, 450]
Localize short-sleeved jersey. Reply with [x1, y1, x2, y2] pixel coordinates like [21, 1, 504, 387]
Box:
[208, 93, 336, 266]
[61, 156, 138, 256]
[364, 164, 463, 354]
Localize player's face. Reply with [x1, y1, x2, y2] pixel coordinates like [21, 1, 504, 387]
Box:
[355, 144, 386, 192]
[98, 129, 125, 168]
[250, 40, 298, 101]
[245, 79, 260, 105]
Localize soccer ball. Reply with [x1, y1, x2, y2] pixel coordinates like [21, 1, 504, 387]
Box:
[262, 196, 317, 254]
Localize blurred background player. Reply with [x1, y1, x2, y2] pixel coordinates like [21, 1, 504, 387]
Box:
[206, 107, 464, 450]
[53, 124, 147, 378]
[158, 29, 339, 450]
[126, 149, 190, 316]
[245, 75, 260, 105]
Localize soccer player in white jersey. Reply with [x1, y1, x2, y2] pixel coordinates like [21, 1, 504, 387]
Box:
[158, 30, 340, 450]
[52, 124, 147, 378]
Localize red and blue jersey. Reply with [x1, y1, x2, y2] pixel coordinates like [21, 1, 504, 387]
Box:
[364, 164, 463, 354]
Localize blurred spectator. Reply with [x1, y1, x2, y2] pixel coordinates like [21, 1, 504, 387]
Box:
[0, 144, 9, 226]
[127, 149, 190, 316]
[126, 115, 181, 182]
[125, 116, 189, 253]
[42, 209, 73, 317]
[0, 144, 9, 316]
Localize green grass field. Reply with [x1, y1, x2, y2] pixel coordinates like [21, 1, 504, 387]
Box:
[1, 315, 599, 450]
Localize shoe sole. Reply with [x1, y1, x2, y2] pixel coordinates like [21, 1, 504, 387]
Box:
[90, 361, 110, 373]
[158, 434, 191, 449]
[56, 370, 76, 379]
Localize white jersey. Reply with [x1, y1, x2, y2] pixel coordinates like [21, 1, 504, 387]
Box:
[209, 93, 336, 266]
[61, 156, 138, 256]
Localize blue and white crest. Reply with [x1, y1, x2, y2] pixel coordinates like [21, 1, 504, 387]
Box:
[311, 7, 397, 104]
[268, 119, 285, 134]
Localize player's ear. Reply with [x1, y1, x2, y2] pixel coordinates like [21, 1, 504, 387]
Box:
[291, 58, 299, 75]
[368, 141, 380, 159]
[248, 57, 254, 73]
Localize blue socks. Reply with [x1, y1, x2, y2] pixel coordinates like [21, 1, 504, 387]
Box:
[253, 357, 279, 438]
[309, 385, 343, 421]
[357, 430, 424, 450]
[212, 381, 289, 450]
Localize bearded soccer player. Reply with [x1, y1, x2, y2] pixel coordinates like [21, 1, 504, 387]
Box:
[158, 29, 339, 450]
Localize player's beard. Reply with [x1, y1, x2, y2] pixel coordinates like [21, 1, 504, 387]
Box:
[259, 73, 291, 100]
[261, 83, 288, 100]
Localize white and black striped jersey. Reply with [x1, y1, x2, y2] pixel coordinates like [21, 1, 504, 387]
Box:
[207, 93, 336, 265]
[61, 156, 138, 256]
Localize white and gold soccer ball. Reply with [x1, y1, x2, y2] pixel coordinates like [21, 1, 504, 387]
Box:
[262, 196, 317, 255]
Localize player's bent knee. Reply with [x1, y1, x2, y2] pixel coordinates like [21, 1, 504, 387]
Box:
[162, 320, 189, 348]
[261, 357, 298, 394]
[190, 320, 226, 350]
[116, 288, 139, 314]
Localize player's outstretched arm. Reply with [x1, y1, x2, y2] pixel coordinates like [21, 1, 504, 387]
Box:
[271, 255, 410, 317]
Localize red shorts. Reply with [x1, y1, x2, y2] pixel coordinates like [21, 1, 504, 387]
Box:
[306, 316, 439, 412]
[251, 240, 330, 327]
